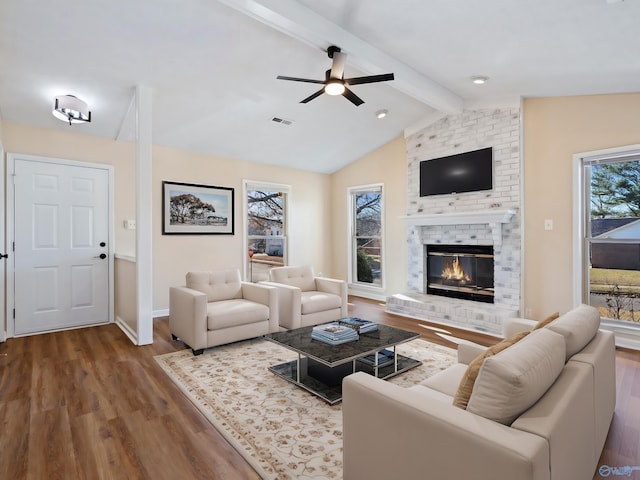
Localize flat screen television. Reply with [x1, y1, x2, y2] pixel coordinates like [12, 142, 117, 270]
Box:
[419, 147, 493, 196]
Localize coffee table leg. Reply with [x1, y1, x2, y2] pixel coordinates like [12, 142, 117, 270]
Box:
[393, 345, 398, 373]
[297, 353, 301, 383]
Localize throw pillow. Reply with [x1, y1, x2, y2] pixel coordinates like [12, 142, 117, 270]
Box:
[532, 311, 559, 330]
[466, 328, 566, 425]
[452, 331, 529, 409]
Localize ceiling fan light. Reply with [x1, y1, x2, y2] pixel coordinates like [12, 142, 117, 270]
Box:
[52, 94, 91, 125]
[324, 82, 345, 96]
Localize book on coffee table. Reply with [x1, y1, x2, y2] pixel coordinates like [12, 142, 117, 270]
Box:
[312, 322, 359, 345]
[358, 348, 395, 367]
[339, 317, 378, 333]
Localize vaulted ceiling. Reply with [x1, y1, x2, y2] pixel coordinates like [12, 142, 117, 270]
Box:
[1, 0, 638, 173]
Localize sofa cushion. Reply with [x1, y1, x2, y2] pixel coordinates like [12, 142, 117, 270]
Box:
[207, 299, 270, 330]
[300, 291, 342, 315]
[466, 328, 566, 425]
[421, 363, 470, 398]
[186, 270, 243, 302]
[452, 331, 528, 409]
[544, 304, 601, 361]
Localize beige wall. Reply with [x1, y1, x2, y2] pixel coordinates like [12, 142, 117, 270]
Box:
[522, 93, 640, 319]
[152, 144, 332, 310]
[2, 122, 333, 312]
[330, 136, 407, 297]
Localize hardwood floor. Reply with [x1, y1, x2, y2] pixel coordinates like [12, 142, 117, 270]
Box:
[0, 296, 638, 479]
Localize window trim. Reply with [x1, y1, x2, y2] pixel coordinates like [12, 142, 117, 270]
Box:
[572, 144, 640, 349]
[347, 183, 385, 295]
[243, 180, 291, 282]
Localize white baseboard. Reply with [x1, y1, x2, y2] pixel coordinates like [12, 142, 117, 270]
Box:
[116, 316, 138, 344]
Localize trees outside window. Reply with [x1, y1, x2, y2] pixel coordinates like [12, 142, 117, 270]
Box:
[350, 185, 383, 288]
[585, 157, 640, 324]
[245, 183, 289, 282]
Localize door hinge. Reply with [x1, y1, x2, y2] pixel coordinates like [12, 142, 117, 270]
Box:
[12, 242, 15, 252]
[13, 309, 15, 319]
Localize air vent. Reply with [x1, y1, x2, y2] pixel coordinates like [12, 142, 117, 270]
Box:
[271, 116, 294, 126]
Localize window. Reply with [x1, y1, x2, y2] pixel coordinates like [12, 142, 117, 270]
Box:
[350, 185, 383, 288]
[579, 151, 640, 325]
[244, 181, 289, 282]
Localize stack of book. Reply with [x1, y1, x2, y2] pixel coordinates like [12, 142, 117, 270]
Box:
[358, 349, 395, 368]
[339, 317, 378, 334]
[311, 322, 359, 345]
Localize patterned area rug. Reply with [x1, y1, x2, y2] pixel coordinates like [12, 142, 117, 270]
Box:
[154, 338, 456, 480]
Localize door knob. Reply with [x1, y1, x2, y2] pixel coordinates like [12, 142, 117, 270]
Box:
[94, 253, 107, 259]
[0, 253, 7, 259]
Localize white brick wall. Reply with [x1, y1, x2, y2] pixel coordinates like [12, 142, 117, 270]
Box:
[390, 108, 521, 334]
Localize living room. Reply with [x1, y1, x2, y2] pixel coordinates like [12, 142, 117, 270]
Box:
[3, 94, 640, 342]
[1, 1, 640, 479]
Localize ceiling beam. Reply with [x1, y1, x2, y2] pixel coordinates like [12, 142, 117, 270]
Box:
[216, 0, 463, 114]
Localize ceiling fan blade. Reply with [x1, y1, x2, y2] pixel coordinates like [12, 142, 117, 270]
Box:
[345, 73, 395, 85]
[342, 87, 364, 106]
[300, 88, 325, 103]
[277, 75, 325, 84]
[330, 51, 347, 79]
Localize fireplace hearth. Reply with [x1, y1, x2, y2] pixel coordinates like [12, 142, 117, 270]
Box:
[425, 244, 494, 304]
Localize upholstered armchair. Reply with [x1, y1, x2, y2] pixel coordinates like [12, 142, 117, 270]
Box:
[169, 269, 279, 355]
[262, 265, 347, 330]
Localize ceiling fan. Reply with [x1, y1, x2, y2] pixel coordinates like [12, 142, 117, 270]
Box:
[276, 46, 394, 106]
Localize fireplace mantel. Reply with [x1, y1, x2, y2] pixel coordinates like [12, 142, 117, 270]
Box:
[402, 209, 516, 245]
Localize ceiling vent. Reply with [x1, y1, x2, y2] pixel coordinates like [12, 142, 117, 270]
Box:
[271, 116, 293, 126]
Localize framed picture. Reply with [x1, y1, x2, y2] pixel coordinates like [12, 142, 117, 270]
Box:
[162, 181, 234, 235]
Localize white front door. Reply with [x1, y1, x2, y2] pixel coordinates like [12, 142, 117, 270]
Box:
[13, 157, 111, 335]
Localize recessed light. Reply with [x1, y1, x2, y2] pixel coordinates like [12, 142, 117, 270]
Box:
[471, 76, 489, 85]
[375, 109, 388, 119]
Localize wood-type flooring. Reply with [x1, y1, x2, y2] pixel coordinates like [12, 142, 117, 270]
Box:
[0, 297, 637, 479]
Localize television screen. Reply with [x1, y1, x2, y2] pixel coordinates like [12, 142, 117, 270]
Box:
[419, 147, 493, 196]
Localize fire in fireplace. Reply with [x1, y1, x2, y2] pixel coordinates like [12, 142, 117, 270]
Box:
[425, 244, 494, 304]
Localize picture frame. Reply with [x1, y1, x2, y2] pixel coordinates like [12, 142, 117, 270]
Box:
[162, 181, 234, 235]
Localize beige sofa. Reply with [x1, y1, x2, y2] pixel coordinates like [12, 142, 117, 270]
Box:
[169, 269, 279, 355]
[261, 265, 347, 329]
[343, 304, 616, 480]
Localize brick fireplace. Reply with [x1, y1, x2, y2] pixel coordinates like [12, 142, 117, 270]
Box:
[387, 108, 522, 335]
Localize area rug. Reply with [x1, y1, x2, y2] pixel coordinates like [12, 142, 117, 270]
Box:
[154, 338, 456, 480]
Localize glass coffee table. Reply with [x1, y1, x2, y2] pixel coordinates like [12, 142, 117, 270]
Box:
[264, 322, 421, 404]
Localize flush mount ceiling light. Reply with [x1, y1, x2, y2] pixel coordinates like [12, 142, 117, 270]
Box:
[52, 94, 92, 125]
[375, 109, 388, 119]
[471, 76, 489, 85]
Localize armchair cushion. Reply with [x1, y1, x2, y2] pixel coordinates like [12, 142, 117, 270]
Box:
[207, 299, 270, 330]
[186, 270, 242, 302]
[300, 291, 342, 315]
[270, 265, 316, 291]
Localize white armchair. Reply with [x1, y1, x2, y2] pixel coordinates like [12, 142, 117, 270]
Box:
[169, 269, 279, 355]
[262, 265, 347, 330]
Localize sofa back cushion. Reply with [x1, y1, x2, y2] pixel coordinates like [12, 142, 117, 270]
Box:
[467, 328, 566, 425]
[452, 331, 529, 409]
[186, 269, 243, 302]
[270, 266, 316, 292]
[545, 304, 601, 361]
